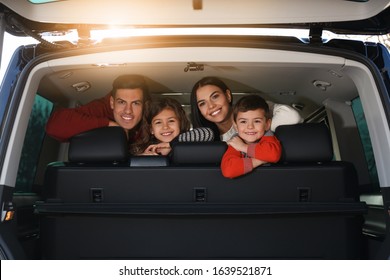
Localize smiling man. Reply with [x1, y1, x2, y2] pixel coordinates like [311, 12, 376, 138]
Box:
[46, 74, 151, 142]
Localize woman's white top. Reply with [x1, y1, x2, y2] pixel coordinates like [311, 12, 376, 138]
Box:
[269, 102, 303, 132]
[220, 125, 238, 142]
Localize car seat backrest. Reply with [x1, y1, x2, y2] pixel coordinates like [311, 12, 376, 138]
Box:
[275, 123, 333, 163]
[68, 126, 128, 163]
[41, 122, 363, 260]
[129, 155, 169, 167]
[169, 123, 333, 166]
[170, 141, 228, 165]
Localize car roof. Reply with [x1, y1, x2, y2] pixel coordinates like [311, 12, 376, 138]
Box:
[1, 0, 390, 35]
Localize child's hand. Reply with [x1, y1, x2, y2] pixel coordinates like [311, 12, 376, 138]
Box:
[141, 145, 159, 155]
[251, 158, 267, 168]
[155, 142, 171, 155]
[227, 136, 248, 153]
[143, 143, 171, 156]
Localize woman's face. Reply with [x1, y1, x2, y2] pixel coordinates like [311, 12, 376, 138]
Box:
[196, 85, 232, 124]
[150, 108, 180, 143]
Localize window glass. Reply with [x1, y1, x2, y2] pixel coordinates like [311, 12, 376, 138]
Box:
[15, 94, 53, 193]
[351, 97, 380, 191]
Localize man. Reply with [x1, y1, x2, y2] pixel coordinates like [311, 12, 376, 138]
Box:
[45, 74, 151, 142]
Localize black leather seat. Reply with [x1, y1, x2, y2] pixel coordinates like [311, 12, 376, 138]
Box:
[39, 123, 366, 259]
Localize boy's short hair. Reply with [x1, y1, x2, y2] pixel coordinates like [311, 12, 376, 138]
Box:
[233, 95, 270, 121]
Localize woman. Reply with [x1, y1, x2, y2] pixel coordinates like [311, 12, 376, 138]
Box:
[190, 76, 303, 141]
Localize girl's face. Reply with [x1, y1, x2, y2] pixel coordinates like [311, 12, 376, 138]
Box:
[150, 108, 180, 143]
[196, 85, 232, 124]
[234, 109, 271, 144]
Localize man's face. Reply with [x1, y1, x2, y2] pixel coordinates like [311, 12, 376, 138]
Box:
[110, 88, 144, 131]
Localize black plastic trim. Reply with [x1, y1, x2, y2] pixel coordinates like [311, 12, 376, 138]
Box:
[35, 201, 368, 216]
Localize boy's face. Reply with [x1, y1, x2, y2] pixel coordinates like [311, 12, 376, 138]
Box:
[110, 88, 144, 131]
[234, 109, 271, 144]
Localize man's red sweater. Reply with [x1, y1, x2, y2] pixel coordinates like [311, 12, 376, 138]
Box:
[45, 94, 114, 142]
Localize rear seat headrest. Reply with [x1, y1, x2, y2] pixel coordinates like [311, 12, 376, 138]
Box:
[274, 123, 333, 163]
[68, 127, 128, 163]
[67, 124, 331, 165]
[171, 142, 228, 165]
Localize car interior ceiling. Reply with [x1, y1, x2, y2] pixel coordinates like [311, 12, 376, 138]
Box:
[37, 59, 359, 121]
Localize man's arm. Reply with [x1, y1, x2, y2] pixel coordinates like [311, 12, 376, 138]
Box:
[45, 94, 114, 142]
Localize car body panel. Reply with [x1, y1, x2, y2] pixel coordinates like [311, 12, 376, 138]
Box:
[0, 0, 388, 25]
[0, 0, 390, 36]
[0, 0, 389, 261]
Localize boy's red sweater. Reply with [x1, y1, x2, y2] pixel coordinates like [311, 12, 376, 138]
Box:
[221, 135, 282, 179]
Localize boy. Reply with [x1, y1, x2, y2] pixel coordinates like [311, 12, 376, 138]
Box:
[221, 95, 282, 178]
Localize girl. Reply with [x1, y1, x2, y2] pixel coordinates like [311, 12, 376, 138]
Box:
[131, 97, 214, 155]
